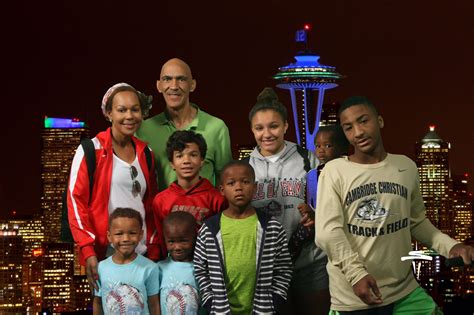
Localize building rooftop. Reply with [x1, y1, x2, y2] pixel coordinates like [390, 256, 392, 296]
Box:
[422, 125, 443, 144]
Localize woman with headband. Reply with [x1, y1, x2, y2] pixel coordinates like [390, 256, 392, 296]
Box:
[67, 83, 159, 290]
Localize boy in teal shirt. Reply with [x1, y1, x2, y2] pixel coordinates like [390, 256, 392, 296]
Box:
[93, 208, 160, 315]
[157, 211, 204, 314]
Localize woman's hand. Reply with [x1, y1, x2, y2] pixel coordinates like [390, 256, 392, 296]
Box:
[86, 255, 99, 291]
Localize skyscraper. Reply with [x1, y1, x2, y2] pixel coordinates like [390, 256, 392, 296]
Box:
[18, 216, 45, 311]
[2, 215, 45, 309]
[0, 227, 25, 313]
[42, 242, 75, 313]
[28, 247, 44, 313]
[41, 117, 89, 242]
[17, 215, 45, 255]
[414, 126, 452, 302]
[415, 125, 451, 235]
[72, 275, 92, 311]
[319, 101, 340, 127]
[451, 174, 473, 242]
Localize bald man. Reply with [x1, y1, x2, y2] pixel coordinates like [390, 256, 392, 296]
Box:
[137, 58, 232, 190]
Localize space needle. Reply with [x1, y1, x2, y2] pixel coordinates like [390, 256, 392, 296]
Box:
[273, 25, 343, 151]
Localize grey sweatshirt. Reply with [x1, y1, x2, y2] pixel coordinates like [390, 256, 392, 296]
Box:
[249, 141, 326, 269]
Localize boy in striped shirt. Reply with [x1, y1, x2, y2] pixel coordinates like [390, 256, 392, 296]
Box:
[194, 161, 293, 314]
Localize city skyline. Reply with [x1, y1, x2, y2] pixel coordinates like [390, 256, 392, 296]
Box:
[1, 114, 472, 312]
[2, 1, 474, 217]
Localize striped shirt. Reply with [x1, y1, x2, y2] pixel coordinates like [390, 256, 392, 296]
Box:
[194, 210, 293, 314]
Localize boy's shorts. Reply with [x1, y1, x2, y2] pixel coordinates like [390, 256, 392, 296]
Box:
[291, 257, 329, 293]
[329, 287, 441, 315]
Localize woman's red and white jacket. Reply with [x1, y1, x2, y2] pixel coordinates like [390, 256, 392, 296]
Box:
[67, 128, 160, 265]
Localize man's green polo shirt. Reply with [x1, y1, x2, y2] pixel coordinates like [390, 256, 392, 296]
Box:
[136, 104, 232, 191]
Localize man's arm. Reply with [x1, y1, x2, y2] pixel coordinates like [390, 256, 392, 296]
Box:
[145, 261, 161, 314]
[148, 295, 161, 315]
[315, 170, 368, 286]
[92, 296, 103, 315]
[315, 169, 382, 305]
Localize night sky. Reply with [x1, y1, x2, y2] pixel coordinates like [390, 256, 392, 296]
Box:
[2, 1, 473, 217]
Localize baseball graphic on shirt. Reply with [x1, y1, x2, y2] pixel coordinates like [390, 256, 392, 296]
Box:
[166, 284, 199, 315]
[105, 283, 145, 315]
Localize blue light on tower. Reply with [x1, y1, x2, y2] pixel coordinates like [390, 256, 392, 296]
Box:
[273, 26, 342, 151]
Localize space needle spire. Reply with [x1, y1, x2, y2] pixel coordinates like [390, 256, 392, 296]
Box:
[273, 25, 343, 151]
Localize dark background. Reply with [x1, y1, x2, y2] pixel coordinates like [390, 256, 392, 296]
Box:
[2, 1, 473, 217]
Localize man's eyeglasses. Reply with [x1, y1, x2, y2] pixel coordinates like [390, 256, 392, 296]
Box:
[130, 165, 141, 197]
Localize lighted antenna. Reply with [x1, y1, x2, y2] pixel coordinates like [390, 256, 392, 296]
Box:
[295, 24, 312, 51]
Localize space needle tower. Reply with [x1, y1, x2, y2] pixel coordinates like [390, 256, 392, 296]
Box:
[273, 25, 343, 151]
